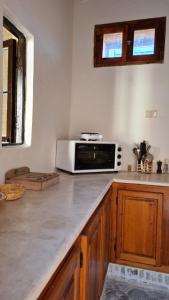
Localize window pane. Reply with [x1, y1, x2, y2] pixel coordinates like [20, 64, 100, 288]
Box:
[16, 70, 23, 143]
[3, 27, 18, 41]
[3, 47, 8, 92]
[2, 47, 8, 139]
[102, 32, 123, 58]
[2, 94, 8, 138]
[133, 28, 155, 56]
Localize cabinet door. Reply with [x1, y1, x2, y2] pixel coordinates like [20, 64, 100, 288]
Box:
[116, 190, 163, 266]
[80, 209, 103, 300]
[40, 244, 80, 300]
[101, 189, 111, 278]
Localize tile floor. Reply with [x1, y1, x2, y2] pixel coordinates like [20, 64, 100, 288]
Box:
[101, 275, 169, 300]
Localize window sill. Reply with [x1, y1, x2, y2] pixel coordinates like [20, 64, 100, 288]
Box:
[2, 142, 30, 149]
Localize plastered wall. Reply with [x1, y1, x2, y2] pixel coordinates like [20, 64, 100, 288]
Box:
[0, 0, 73, 181]
[1, 0, 169, 178]
[70, 0, 169, 170]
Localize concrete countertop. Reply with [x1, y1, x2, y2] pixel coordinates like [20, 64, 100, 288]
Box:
[1, 171, 169, 300]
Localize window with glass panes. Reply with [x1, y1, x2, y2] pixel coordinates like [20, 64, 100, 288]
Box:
[2, 17, 26, 145]
[94, 17, 166, 67]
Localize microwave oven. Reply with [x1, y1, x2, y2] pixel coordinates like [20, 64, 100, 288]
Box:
[56, 140, 122, 173]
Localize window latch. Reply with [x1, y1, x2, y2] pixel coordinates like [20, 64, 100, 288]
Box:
[127, 40, 132, 46]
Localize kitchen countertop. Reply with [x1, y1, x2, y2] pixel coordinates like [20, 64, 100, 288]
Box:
[1, 171, 169, 300]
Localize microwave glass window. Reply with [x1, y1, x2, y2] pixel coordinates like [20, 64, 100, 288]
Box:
[75, 143, 115, 170]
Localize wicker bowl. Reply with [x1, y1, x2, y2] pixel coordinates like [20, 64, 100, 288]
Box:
[0, 184, 25, 201]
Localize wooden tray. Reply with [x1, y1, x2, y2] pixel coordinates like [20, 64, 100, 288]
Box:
[5, 167, 59, 191]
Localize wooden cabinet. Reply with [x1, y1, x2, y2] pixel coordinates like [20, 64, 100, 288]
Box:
[101, 189, 112, 279]
[111, 183, 166, 270]
[80, 208, 103, 300]
[80, 188, 112, 300]
[38, 182, 169, 300]
[39, 187, 112, 300]
[39, 242, 80, 300]
[116, 189, 163, 266]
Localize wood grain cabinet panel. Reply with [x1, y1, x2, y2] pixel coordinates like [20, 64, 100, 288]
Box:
[39, 243, 80, 300]
[80, 188, 112, 300]
[101, 189, 112, 280]
[80, 209, 103, 300]
[116, 190, 163, 266]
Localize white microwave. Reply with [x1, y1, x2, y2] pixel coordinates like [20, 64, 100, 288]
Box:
[56, 140, 122, 173]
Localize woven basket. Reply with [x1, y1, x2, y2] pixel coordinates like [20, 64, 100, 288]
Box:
[0, 184, 25, 201]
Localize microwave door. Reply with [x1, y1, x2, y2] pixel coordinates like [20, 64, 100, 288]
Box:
[75, 143, 115, 170]
[75, 144, 94, 170]
[95, 146, 115, 168]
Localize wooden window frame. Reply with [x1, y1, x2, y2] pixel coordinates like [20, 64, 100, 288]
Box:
[2, 17, 26, 146]
[3, 39, 16, 143]
[94, 17, 166, 67]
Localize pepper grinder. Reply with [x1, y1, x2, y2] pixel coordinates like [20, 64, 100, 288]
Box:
[157, 161, 162, 174]
[163, 159, 169, 174]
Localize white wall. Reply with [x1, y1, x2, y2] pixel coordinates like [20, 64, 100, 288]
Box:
[70, 0, 169, 170]
[0, 0, 73, 181]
